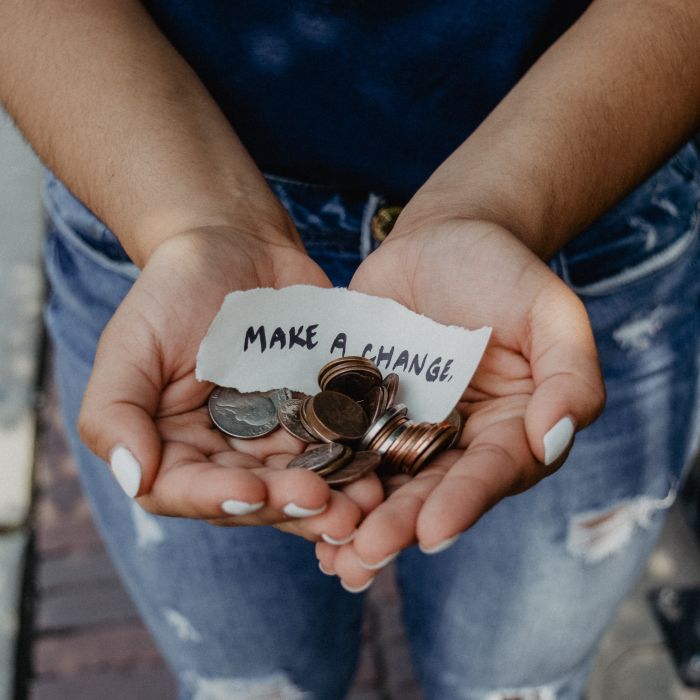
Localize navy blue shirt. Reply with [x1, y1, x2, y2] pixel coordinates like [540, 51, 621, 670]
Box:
[143, 1, 591, 200]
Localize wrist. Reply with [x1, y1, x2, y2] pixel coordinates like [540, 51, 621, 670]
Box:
[123, 193, 301, 268]
[398, 176, 559, 261]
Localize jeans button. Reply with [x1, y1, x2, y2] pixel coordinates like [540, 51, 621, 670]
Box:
[370, 206, 403, 242]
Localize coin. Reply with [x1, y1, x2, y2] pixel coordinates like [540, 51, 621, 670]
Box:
[325, 451, 382, 486]
[382, 373, 399, 406]
[317, 356, 380, 388]
[363, 384, 390, 424]
[360, 403, 408, 449]
[306, 390, 369, 443]
[208, 387, 279, 439]
[277, 399, 317, 443]
[324, 369, 381, 403]
[445, 408, 463, 448]
[268, 388, 293, 408]
[297, 396, 327, 442]
[408, 424, 458, 476]
[287, 442, 352, 474]
[209, 356, 459, 478]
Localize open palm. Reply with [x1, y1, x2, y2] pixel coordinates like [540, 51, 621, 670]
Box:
[79, 227, 383, 543]
[317, 219, 605, 588]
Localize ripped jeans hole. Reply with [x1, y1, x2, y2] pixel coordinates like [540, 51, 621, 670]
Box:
[184, 671, 311, 700]
[485, 687, 556, 700]
[567, 489, 676, 564]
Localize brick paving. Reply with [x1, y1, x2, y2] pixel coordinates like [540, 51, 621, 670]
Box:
[26, 361, 422, 699]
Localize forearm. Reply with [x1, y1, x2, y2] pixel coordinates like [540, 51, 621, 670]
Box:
[403, 0, 700, 260]
[0, 0, 293, 266]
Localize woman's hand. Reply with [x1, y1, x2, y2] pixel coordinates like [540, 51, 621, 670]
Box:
[78, 226, 383, 542]
[316, 218, 605, 588]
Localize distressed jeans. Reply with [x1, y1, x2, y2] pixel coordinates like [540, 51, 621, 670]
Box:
[43, 144, 700, 700]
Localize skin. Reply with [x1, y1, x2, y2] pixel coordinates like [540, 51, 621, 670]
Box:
[2, 0, 700, 589]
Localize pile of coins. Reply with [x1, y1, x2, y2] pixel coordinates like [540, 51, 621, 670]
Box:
[208, 356, 462, 487]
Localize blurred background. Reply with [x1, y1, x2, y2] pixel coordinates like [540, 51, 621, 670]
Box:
[3, 107, 700, 699]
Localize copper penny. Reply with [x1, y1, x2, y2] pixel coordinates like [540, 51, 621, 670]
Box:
[382, 373, 400, 406]
[307, 390, 368, 442]
[445, 408, 463, 448]
[323, 369, 381, 403]
[362, 384, 389, 424]
[325, 451, 382, 486]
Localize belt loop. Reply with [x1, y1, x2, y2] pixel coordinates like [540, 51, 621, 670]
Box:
[361, 193, 384, 260]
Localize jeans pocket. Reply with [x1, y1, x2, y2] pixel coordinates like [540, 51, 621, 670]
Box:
[562, 144, 700, 296]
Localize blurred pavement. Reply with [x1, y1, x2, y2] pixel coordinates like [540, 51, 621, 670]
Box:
[0, 109, 43, 699]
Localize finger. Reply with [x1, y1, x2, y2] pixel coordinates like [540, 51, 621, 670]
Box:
[416, 418, 537, 550]
[332, 543, 376, 592]
[350, 464, 452, 568]
[525, 281, 606, 465]
[275, 489, 362, 543]
[210, 489, 362, 540]
[141, 444, 330, 520]
[78, 312, 166, 498]
[139, 442, 267, 517]
[336, 472, 385, 517]
[157, 408, 230, 455]
[316, 541, 339, 575]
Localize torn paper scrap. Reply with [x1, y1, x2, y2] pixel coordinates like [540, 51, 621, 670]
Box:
[196, 286, 491, 422]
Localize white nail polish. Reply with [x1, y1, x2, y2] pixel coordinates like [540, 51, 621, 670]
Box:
[283, 502, 328, 518]
[221, 500, 264, 516]
[359, 551, 398, 570]
[318, 561, 334, 576]
[341, 578, 374, 594]
[543, 416, 575, 465]
[321, 531, 355, 546]
[419, 534, 460, 555]
[109, 445, 142, 498]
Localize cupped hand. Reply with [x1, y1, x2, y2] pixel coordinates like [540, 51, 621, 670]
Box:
[78, 226, 383, 542]
[317, 218, 605, 588]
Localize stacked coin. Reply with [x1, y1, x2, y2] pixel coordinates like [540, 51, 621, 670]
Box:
[361, 410, 459, 477]
[208, 356, 463, 486]
[286, 443, 382, 486]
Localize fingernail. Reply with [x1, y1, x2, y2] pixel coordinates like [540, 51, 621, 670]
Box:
[221, 499, 265, 516]
[283, 502, 328, 518]
[109, 445, 141, 498]
[419, 534, 460, 555]
[543, 416, 575, 465]
[341, 578, 374, 594]
[319, 561, 334, 576]
[321, 531, 356, 546]
[359, 551, 398, 570]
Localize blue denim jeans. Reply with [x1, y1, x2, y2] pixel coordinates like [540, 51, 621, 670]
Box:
[43, 145, 700, 700]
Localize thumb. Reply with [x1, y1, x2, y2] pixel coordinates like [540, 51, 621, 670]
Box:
[524, 282, 606, 467]
[78, 315, 162, 498]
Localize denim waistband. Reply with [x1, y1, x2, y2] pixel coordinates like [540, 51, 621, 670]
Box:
[42, 142, 700, 292]
[41, 170, 387, 267]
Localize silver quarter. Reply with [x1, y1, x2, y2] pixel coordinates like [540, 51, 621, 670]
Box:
[287, 442, 350, 473]
[208, 386, 279, 439]
[268, 388, 293, 408]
